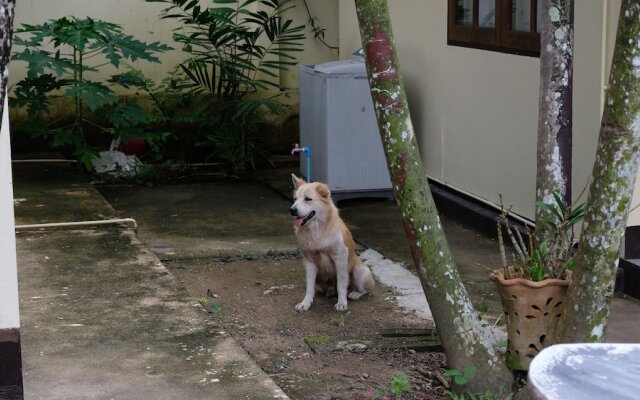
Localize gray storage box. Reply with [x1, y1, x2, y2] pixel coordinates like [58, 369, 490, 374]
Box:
[298, 60, 393, 201]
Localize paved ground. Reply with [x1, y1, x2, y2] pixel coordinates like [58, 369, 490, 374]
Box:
[13, 164, 288, 400]
[98, 180, 298, 260]
[12, 161, 640, 399]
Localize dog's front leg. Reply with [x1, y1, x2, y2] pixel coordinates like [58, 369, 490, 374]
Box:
[333, 247, 349, 312]
[295, 258, 317, 311]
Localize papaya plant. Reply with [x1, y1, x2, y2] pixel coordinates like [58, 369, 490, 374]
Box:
[10, 17, 171, 168]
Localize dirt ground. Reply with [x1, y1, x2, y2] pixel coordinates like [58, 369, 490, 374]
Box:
[166, 252, 451, 400]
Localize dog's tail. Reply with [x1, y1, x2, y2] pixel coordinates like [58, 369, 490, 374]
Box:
[364, 267, 375, 292]
[354, 262, 375, 293]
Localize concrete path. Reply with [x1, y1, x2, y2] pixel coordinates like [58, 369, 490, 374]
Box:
[98, 181, 298, 260]
[13, 164, 288, 399]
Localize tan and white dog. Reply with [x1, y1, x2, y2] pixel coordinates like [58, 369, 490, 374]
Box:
[289, 174, 374, 312]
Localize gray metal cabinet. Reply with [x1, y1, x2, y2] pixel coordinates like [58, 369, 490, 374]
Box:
[298, 60, 392, 201]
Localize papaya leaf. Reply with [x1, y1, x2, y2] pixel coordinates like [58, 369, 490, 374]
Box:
[12, 49, 75, 78]
[63, 81, 117, 111]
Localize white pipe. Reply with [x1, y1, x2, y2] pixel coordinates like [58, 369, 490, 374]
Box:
[15, 218, 138, 231]
[427, 175, 535, 228]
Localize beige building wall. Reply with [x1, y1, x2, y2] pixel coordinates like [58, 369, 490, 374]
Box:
[281, 0, 339, 90]
[8, 0, 338, 96]
[9, 0, 184, 88]
[339, 1, 638, 227]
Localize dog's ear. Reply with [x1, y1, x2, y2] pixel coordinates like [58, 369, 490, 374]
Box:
[316, 183, 331, 199]
[291, 174, 306, 189]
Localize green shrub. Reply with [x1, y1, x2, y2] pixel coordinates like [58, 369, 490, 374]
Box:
[147, 0, 305, 175]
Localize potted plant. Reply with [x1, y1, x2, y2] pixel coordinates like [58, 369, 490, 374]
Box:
[490, 193, 585, 371]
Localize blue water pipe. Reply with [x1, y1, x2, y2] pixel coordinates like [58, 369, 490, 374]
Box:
[291, 143, 312, 182]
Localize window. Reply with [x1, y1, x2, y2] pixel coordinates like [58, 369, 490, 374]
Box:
[448, 0, 541, 57]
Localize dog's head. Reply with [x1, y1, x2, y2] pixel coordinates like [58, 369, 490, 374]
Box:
[289, 174, 332, 229]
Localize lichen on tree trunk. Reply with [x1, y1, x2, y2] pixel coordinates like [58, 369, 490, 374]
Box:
[558, 0, 640, 343]
[354, 0, 512, 395]
[535, 0, 574, 247]
[0, 0, 15, 118]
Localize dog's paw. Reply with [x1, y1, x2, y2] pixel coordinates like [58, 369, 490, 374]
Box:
[295, 301, 311, 312]
[333, 301, 348, 312]
[348, 291, 365, 300]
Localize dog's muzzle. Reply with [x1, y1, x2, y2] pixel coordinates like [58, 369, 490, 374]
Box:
[290, 208, 315, 228]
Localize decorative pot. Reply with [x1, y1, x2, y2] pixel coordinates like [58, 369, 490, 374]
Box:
[490, 269, 570, 371]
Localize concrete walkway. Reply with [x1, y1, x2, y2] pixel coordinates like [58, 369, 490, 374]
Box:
[13, 164, 288, 399]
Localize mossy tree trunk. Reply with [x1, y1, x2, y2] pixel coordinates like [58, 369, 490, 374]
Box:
[535, 0, 574, 246]
[354, 0, 513, 395]
[558, 0, 640, 343]
[0, 0, 15, 111]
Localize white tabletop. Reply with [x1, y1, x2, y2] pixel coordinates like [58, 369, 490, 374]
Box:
[528, 343, 640, 400]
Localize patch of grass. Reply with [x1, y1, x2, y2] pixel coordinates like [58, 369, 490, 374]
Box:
[476, 298, 489, 313]
[329, 311, 350, 327]
[304, 336, 332, 345]
[492, 338, 508, 350]
[445, 366, 477, 385]
[376, 372, 412, 399]
[279, 319, 291, 330]
[196, 297, 222, 313]
[444, 366, 514, 400]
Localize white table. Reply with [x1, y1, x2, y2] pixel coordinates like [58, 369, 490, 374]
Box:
[528, 343, 640, 400]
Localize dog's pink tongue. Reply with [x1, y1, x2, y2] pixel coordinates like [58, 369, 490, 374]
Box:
[294, 217, 303, 227]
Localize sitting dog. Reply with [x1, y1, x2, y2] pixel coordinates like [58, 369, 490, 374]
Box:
[289, 174, 374, 312]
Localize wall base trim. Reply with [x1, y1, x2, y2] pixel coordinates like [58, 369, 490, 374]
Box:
[621, 226, 640, 299]
[428, 179, 530, 240]
[0, 328, 23, 399]
[430, 180, 632, 298]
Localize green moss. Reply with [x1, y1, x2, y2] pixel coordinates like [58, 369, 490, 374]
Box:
[605, 5, 640, 127]
[505, 350, 523, 371]
[586, 307, 610, 342]
[304, 336, 332, 345]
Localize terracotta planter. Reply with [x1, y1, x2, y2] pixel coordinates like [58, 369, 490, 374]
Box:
[490, 269, 570, 371]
